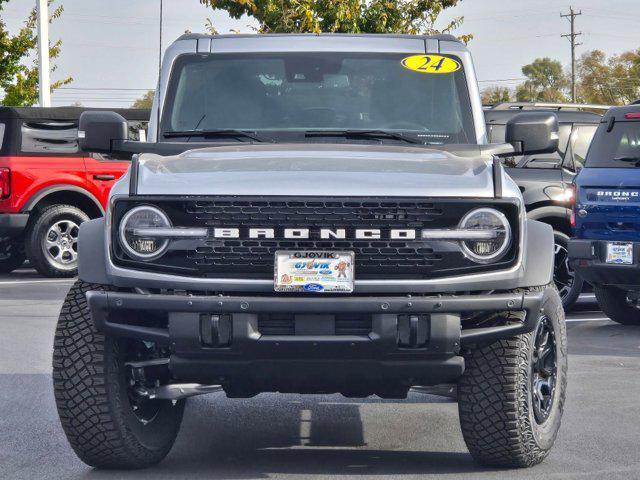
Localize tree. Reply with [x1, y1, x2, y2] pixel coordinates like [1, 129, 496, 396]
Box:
[481, 86, 511, 105]
[0, 0, 72, 106]
[132, 90, 154, 109]
[204, 18, 219, 35]
[199, 0, 471, 42]
[577, 49, 640, 105]
[515, 57, 569, 103]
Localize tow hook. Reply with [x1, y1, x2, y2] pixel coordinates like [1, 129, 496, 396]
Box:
[125, 358, 222, 400]
[626, 291, 640, 309]
[135, 383, 223, 400]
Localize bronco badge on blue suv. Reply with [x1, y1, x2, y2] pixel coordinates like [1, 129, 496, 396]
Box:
[569, 104, 640, 325]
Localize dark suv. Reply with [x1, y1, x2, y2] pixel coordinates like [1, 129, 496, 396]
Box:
[569, 104, 640, 325]
[485, 102, 604, 308]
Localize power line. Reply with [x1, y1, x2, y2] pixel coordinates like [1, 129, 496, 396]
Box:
[561, 6, 583, 102]
[478, 77, 527, 83]
[582, 13, 640, 23]
[57, 87, 153, 91]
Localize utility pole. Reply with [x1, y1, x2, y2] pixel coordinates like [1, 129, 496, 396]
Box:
[561, 7, 582, 103]
[36, 0, 51, 107]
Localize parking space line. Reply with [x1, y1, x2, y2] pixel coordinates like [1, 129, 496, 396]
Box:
[566, 317, 611, 323]
[0, 279, 75, 285]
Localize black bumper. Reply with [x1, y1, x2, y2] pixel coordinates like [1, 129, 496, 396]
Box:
[569, 239, 640, 288]
[0, 213, 28, 239]
[86, 290, 545, 396]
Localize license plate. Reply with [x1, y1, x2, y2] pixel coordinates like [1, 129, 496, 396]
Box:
[274, 251, 354, 293]
[606, 242, 633, 265]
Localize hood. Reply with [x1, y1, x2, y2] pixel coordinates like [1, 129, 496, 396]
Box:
[135, 143, 494, 197]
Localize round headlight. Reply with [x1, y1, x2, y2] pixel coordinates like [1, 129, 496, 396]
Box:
[459, 208, 511, 263]
[119, 206, 171, 260]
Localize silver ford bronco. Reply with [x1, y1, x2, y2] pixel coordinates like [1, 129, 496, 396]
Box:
[53, 34, 567, 469]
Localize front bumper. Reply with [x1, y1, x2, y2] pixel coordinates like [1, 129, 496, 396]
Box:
[569, 239, 640, 288]
[0, 213, 28, 239]
[87, 289, 545, 396]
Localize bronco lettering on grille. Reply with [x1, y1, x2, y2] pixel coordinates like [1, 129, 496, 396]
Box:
[212, 228, 420, 239]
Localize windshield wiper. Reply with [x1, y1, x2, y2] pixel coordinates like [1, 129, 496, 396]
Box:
[613, 156, 640, 166]
[163, 129, 270, 142]
[304, 129, 425, 145]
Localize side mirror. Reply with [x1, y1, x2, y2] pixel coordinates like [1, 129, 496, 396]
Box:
[78, 111, 128, 153]
[505, 112, 559, 155]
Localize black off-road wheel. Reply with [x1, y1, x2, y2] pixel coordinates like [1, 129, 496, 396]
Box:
[53, 280, 185, 469]
[25, 204, 88, 278]
[0, 239, 25, 273]
[594, 285, 640, 326]
[553, 231, 583, 311]
[458, 285, 568, 468]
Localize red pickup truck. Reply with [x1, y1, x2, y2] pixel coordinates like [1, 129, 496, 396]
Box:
[0, 107, 149, 277]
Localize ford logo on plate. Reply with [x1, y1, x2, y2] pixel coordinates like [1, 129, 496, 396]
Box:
[304, 283, 324, 292]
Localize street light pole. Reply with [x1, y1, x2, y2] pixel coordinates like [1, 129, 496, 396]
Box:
[36, 0, 51, 107]
[156, 0, 163, 138]
[159, 0, 163, 76]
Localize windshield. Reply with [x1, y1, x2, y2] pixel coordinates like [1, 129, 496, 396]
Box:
[161, 52, 475, 144]
[586, 121, 640, 167]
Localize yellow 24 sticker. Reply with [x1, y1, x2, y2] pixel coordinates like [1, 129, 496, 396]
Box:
[401, 54, 461, 74]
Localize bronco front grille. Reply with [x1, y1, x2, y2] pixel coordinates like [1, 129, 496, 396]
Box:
[111, 196, 519, 280]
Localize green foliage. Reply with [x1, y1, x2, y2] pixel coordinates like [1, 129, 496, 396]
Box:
[199, 0, 471, 42]
[577, 49, 640, 105]
[0, 0, 72, 106]
[204, 18, 219, 35]
[481, 86, 511, 105]
[515, 57, 569, 102]
[512, 51, 640, 106]
[131, 89, 154, 109]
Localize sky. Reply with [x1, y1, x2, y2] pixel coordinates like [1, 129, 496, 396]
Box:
[2, 0, 640, 107]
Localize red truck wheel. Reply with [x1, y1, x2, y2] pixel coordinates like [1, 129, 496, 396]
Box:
[25, 204, 89, 278]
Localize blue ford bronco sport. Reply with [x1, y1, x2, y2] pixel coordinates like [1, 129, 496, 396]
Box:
[569, 104, 640, 325]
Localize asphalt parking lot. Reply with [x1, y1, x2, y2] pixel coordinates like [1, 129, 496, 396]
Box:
[1, 269, 639, 480]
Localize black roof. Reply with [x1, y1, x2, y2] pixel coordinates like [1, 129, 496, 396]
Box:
[601, 104, 640, 122]
[484, 109, 602, 125]
[0, 106, 149, 122]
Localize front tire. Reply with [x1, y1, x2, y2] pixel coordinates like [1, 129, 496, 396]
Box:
[53, 280, 185, 469]
[25, 204, 88, 277]
[458, 285, 567, 467]
[594, 285, 640, 326]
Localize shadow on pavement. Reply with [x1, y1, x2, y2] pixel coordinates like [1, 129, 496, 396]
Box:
[81, 397, 485, 479]
[568, 322, 640, 357]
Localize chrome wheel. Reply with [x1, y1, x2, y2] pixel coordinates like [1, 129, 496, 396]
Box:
[42, 220, 79, 270]
[531, 316, 557, 424]
[553, 241, 574, 301]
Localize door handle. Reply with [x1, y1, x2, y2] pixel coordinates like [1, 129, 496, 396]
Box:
[93, 174, 116, 181]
